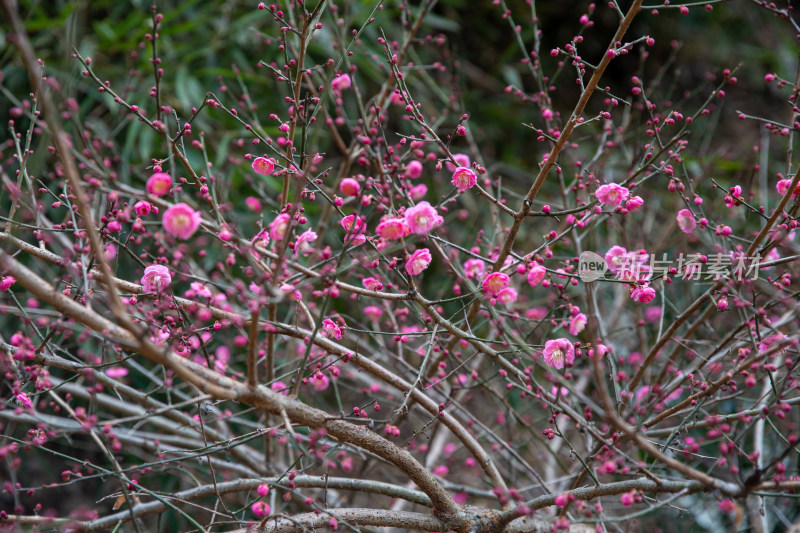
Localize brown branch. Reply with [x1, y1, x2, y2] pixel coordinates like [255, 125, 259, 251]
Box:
[248, 309, 260, 387]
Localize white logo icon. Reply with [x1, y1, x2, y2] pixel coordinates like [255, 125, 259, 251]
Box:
[578, 251, 607, 282]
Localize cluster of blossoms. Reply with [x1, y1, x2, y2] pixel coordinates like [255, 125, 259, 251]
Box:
[603, 246, 656, 303]
[776, 178, 800, 197]
[605, 246, 650, 281]
[595, 183, 643, 213]
[141, 171, 203, 240]
[595, 183, 627, 206]
[251, 480, 271, 518]
[341, 214, 368, 246]
[481, 272, 518, 305]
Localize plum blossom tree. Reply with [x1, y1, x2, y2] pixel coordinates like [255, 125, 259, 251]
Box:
[2, 0, 800, 532]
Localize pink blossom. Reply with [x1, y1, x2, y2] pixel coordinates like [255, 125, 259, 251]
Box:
[409, 183, 428, 200]
[617, 250, 650, 283]
[595, 183, 630, 206]
[630, 284, 656, 303]
[569, 313, 587, 335]
[588, 343, 608, 361]
[105, 367, 129, 379]
[464, 259, 485, 279]
[644, 306, 662, 323]
[364, 306, 383, 321]
[600, 460, 617, 474]
[496, 287, 518, 305]
[482, 272, 509, 295]
[543, 338, 575, 369]
[758, 333, 789, 354]
[432, 465, 449, 477]
[683, 262, 701, 279]
[527, 264, 546, 286]
[162, 203, 201, 239]
[718, 499, 736, 514]
[345, 233, 366, 246]
[252, 229, 270, 250]
[405, 248, 432, 276]
[322, 318, 344, 340]
[146, 172, 172, 196]
[446, 153, 470, 172]
[526, 307, 547, 320]
[406, 160, 423, 179]
[776, 178, 799, 197]
[376, 218, 410, 240]
[331, 73, 352, 92]
[620, 492, 635, 506]
[141, 265, 172, 293]
[633, 385, 653, 404]
[451, 167, 477, 191]
[15, 392, 33, 409]
[134, 200, 152, 216]
[191, 282, 212, 299]
[605, 247, 649, 281]
[604, 246, 628, 274]
[362, 277, 384, 291]
[257, 483, 270, 497]
[764, 246, 780, 267]
[725, 185, 743, 207]
[0, 276, 16, 292]
[246, 196, 262, 211]
[294, 229, 318, 257]
[625, 195, 644, 211]
[280, 283, 302, 301]
[404, 201, 443, 235]
[251, 501, 270, 518]
[341, 215, 366, 245]
[554, 493, 569, 507]
[311, 372, 330, 391]
[271, 381, 289, 395]
[676, 209, 696, 233]
[340, 178, 361, 196]
[269, 213, 291, 241]
[251, 156, 276, 176]
[340, 214, 367, 234]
